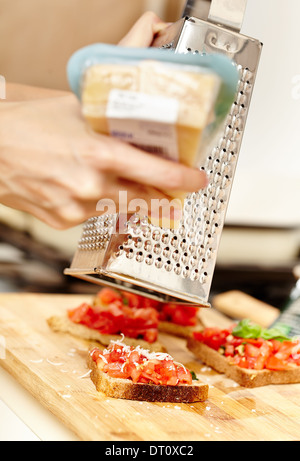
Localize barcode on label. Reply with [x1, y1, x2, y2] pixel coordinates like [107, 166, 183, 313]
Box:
[132, 143, 169, 157]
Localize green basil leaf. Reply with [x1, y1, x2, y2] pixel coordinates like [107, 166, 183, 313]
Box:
[261, 323, 291, 341]
[232, 319, 262, 339]
[190, 371, 199, 381]
[232, 319, 291, 342]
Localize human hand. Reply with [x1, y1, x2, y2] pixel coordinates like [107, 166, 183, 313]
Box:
[0, 13, 207, 230]
[0, 92, 207, 229]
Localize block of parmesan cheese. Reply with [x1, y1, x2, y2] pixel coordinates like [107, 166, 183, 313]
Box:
[81, 60, 220, 169]
[139, 61, 220, 168]
[81, 64, 140, 135]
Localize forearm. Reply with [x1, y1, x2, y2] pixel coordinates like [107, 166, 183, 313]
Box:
[5, 82, 70, 102]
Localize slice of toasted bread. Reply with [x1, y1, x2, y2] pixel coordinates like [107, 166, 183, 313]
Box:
[158, 320, 203, 339]
[187, 336, 300, 388]
[47, 315, 166, 352]
[87, 354, 208, 402]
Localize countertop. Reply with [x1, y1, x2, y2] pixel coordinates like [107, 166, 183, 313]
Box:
[0, 367, 78, 441]
[1, 292, 300, 442]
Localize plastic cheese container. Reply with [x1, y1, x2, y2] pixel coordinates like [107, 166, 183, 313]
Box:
[67, 44, 238, 169]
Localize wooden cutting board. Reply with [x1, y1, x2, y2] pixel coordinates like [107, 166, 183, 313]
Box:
[0, 292, 300, 441]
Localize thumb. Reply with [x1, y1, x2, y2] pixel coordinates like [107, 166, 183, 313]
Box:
[118, 11, 169, 48]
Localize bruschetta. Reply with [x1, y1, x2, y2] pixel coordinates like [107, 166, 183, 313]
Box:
[88, 339, 209, 402]
[47, 287, 203, 352]
[47, 288, 164, 352]
[187, 319, 300, 388]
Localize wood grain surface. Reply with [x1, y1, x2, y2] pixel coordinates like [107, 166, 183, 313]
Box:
[0, 292, 299, 441]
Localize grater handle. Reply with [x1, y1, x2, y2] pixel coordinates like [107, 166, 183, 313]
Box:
[181, 0, 212, 21]
[182, 0, 248, 32]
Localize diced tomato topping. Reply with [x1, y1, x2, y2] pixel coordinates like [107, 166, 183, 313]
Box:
[270, 339, 282, 352]
[139, 297, 161, 309]
[68, 303, 92, 324]
[158, 303, 200, 326]
[231, 355, 258, 369]
[244, 343, 261, 358]
[224, 344, 235, 357]
[103, 361, 125, 379]
[193, 326, 300, 371]
[142, 328, 158, 344]
[68, 298, 159, 343]
[68, 288, 203, 343]
[194, 327, 231, 351]
[265, 356, 290, 371]
[243, 338, 265, 347]
[120, 293, 201, 326]
[121, 292, 142, 308]
[90, 342, 193, 386]
[274, 340, 298, 360]
[96, 288, 123, 305]
[253, 341, 273, 370]
[176, 365, 193, 385]
[90, 347, 103, 362]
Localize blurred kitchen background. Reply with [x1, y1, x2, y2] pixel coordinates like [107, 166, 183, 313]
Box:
[0, 0, 299, 311]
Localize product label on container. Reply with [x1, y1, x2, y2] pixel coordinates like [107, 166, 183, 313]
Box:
[106, 89, 179, 161]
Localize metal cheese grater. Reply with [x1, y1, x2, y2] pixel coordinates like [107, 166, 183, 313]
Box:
[64, 0, 262, 307]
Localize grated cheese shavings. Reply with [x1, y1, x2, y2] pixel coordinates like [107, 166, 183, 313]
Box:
[103, 337, 188, 371]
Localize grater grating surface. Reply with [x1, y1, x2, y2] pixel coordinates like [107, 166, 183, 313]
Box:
[64, 0, 262, 306]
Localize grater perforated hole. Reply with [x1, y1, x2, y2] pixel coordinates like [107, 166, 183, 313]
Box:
[153, 243, 161, 255]
[134, 238, 143, 249]
[162, 233, 170, 244]
[163, 246, 171, 258]
[144, 240, 152, 252]
[190, 255, 198, 267]
[142, 226, 151, 238]
[221, 163, 230, 175]
[145, 254, 153, 265]
[155, 257, 163, 269]
[164, 260, 172, 272]
[126, 248, 134, 259]
[181, 252, 189, 265]
[200, 272, 208, 284]
[182, 266, 190, 278]
[171, 236, 178, 248]
[180, 238, 187, 248]
[152, 230, 160, 241]
[222, 175, 230, 188]
[172, 249, 180, 262]
[174, 263, 181, 275]
[136, 251, 144, 262]
[191, 269, 199, 281]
